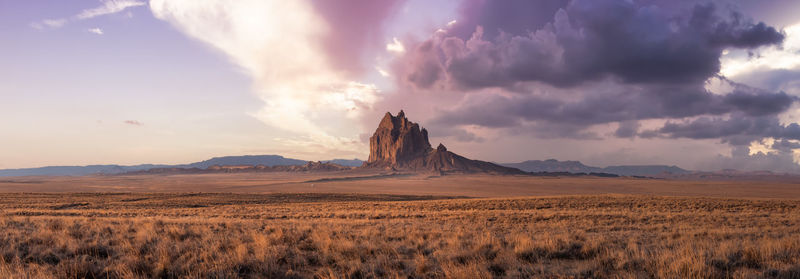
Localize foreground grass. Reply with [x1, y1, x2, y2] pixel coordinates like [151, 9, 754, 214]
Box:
[0, 193, 799, 278]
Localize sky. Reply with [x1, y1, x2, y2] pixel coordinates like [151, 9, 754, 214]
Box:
[2, 0, 800, 172]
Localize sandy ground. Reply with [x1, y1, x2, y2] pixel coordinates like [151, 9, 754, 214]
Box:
[2, 171, 800, 199]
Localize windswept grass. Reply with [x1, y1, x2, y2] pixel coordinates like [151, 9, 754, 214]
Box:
[0, 193, 799, 278]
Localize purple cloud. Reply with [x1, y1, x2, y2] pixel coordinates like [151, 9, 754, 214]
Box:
[390, 0, 791, 148]
[396, 0, 784, 89]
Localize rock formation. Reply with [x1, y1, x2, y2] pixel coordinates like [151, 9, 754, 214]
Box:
[363, 111, 524, 174]
[367, 110, 431, 166]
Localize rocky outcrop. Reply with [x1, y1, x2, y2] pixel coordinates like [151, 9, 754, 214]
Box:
[367, 110, 431, 167]
[363, 111, 524, 174]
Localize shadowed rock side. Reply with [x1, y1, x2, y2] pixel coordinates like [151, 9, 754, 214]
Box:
[363, 111, 524, 174]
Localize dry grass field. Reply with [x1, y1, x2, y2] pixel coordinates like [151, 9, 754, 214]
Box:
[1, 192, 799, 278]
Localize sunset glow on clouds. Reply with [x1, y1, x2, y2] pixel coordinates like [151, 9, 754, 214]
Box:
[150, 0, 381, 155]
[3, 0, 800, 171]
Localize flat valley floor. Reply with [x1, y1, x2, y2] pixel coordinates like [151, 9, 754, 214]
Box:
[1, 173, 799, 278]
[3, 172, 800, 198]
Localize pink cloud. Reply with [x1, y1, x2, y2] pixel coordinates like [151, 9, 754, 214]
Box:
[123, 120, 143, 126]
[312, 0, 405, 76]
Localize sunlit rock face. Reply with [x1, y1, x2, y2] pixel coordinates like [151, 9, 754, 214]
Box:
[367, 110, 432, 166]
[364, 111, 524, 174]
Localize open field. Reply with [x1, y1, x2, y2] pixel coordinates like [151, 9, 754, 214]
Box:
[1, 193, 799, 278]
[3, 172, 800, 198]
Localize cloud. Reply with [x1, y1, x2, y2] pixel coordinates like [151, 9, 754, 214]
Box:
[30, 19, 67, 30]
[429, 81, 794, 135]
[721, 22, 800, 96]
[615, 120, 640, 138]
[395, 0, 789, 134]
[31, 0, 145, 30]
[378, 0, 799, 171]
[310, 0, 404, 76]
[123, 120, 143, 126]
[150, 0, 399, 156]
[87, 28, 104, 35]
[77, 0, 146, 20]
[702, 144, 800, 173]
[386, 37, 406, 53]
[654, 113, 800, 145]
[375, 67, 390, 77]
[395, 1, 784, 90]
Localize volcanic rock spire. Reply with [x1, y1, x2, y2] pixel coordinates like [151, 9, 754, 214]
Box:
[367, 110, 432, 165]
[363, 111, 524, 174]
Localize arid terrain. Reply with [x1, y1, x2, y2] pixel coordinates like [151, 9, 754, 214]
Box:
[3, 171, 800, 278]
[7, 0, 800, 277]
[3, 172, 800, 199]
[0, 191, 799, 278]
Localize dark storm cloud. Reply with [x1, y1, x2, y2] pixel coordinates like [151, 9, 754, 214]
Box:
[771, 139, 800, 152]
[394, 0, 793, 147]
[723, 90, 795, 116]
[397, 0, 784, 90]
[615, 120, 641, 138]
[656, 114, 800, 145]
[699, 10, 786, 48]
[430, 84, 795, 134]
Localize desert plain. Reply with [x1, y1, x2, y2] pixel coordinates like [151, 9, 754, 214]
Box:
[1, 173, 799, 278]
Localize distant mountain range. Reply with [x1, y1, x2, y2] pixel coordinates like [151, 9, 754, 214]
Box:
[0, 155, 364, 177]
[501, 159, 691, 176]
[0, 155, 751, 178]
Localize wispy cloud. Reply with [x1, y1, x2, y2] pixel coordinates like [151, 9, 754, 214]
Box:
[87, 28, 104, 35]
[31, 0, 146, 30]
[77, 0, 146, 20]
[123, 120, 143, 126]
[30, 19, 67, 30]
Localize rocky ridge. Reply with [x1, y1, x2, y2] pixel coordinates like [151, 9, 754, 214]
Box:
[127, 161, 353, 175]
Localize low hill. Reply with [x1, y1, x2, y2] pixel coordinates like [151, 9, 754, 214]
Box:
[0, 156, 363, 177]
[323, 159, 363, 167]
[129, 161, 353, 175]
[183, 155, 306, 169]
[503, 159, 601, 174]
[602, 165, 689, 176]
[0, 164, 170, 177]
[502, 159, 689, 176]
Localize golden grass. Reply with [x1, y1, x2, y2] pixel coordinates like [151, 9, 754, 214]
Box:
[0, 193, 799, 278]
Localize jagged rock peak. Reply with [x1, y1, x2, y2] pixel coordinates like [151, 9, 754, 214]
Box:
[363, 110, 524, 174]
[367, 110, 432, 165]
